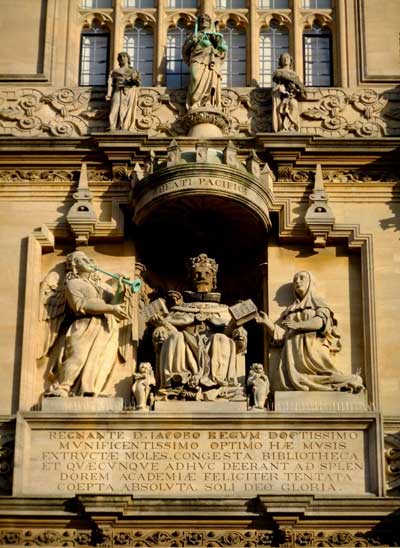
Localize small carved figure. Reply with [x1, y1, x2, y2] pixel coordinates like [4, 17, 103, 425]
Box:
[182, 14, 228, 111]
[232, 326, 248, 355]
[247, 363, 269, 409]
[106, 51, 141, 131]
[40, 251, 133, 398]
[272, 53, 305, 132]
[256, 271, 364, 393]
[149, 253, 249, 400]
[132, 362, 156, 411]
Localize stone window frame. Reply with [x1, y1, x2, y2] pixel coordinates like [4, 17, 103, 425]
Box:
[123, 19, 155, 86]
[259, 18, 290, 87]
[220, 19, 247, 86]
[303, 21, 333, 86]
[79, 23, 111, 86]
[165, 19, 192, 88]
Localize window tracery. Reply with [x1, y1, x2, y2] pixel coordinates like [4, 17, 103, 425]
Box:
[259, 20, 289, 87]
[79, 22, 110, 86]
[124, 22, 154, 86]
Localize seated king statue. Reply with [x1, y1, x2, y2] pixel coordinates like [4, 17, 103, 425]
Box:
[148, 253, 248, 401]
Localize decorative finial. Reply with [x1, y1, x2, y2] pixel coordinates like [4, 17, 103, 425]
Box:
[66, 163, 97, 246]
[305, 164, 335, 249]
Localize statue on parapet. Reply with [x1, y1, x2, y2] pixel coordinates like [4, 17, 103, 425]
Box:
[147, 253, 257, 401]
[183, 14, 228, 111]
[106, 51, 141, 131]
[272, 52, 305, 132]
[256, 271, 364, 393]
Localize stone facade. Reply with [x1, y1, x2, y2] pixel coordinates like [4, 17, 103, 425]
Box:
[0, 0, 399, 546]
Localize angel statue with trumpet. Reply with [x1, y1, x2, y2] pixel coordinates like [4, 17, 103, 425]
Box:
[39, 251, 140, 398]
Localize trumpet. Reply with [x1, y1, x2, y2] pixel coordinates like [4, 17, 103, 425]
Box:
[91, 266, 142, 293]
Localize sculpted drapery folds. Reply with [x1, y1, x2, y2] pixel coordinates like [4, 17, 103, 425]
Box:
[256, 271, 364, 393]
[149, 254, 246, 399]
[106, 51, 141, 131]
[183, 15, 228, 111]
[272, 52, 305, 132]
[39, 251, 133, 398]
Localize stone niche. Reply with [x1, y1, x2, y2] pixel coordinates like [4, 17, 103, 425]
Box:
[12, 151, 385, 502]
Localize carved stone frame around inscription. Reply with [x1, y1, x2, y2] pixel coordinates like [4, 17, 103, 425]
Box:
[13, 413, 383, 498]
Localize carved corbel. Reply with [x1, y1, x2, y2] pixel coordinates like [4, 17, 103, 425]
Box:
[66, 163, 97, 246]
[305, 164, 335, 248]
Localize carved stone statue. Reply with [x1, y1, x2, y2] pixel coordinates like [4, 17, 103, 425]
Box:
[256, 271, 364, 393]
[40, 251, 133, 397]
[247, 363, 269, 409]
[148, 253, 248, 401]
[106, 51, 141, 131]
[132, 362, 156, 411]
[182, 14, 228, 111]
[272, 52, 305, 132]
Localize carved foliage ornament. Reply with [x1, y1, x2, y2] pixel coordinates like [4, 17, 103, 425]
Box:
[0, 169, 113, 183]
[282, 528, 396, 547]
[0, 86, 394, 137]
[302, 88, 387, 138]
[277, 167, 400, 183]
[0, 528, 274, 547]
[0, 88, 105, 137]
[0, 527, 397, 547]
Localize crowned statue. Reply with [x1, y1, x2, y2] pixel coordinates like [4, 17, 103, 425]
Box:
[148, 253, 252, 401]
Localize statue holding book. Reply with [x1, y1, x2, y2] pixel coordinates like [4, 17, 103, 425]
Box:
[147, 253, 257, 401]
